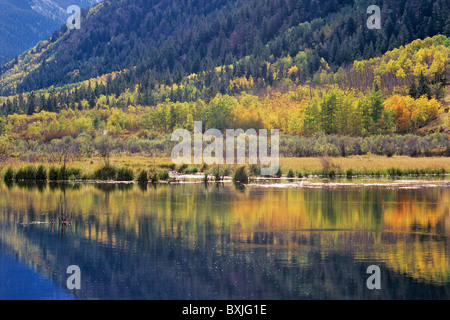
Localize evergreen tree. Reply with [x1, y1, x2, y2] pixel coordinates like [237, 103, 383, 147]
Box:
[417, 73, 431, 99]
[27, 91, 36, 116]
[320, 90, 338, 134]
[408, 79, 418, 98]
[369, 87, 384, 134]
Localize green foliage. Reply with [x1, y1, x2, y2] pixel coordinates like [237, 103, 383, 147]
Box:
[346, 168, 353, 179]
[248, 164, 260, 177]
[117, 167, 134, 181]
[94, 165, 117, 181]
[275, 167, 283, 178]
[177, 164, 188, 173]
[36, 165, 47, 181]
[0, 0, 447, 168]
[0, 136, 11, 159]
[183, 166, 199, 174]
[212, 166, 222, 182]
[2, 0, 448, 107]
[57, 166, 81, 181]
[150, 170, 159, 184]
[409, 80, 418, 98]
[158, 170, 170, 181]
[287, 169, 295, 178]
[15, 166, 36, 181]
[3, 167, 14, 182]
[0, 116, 7, 135]
[137, 170, 148, 184]
[320, 90, 339, 134]
[418, 73, 431, 99]
[233, 166, 248, 184]
[49, 166, 59, 181]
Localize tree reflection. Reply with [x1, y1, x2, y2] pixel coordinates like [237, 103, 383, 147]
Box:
[0, 182, 449, 299]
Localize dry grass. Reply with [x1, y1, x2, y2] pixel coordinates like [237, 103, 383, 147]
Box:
[279, 155, 450, 172]
[1, 155, 449, 177]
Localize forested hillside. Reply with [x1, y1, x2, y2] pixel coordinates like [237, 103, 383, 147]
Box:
[0, 0, 102, 65]
[1, 0, 449, 96]
[0, 0, 449, 161]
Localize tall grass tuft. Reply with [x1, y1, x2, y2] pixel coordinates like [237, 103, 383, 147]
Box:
[49, 166, 59, 181]
[233, 166, 249, 184]
[213, 167, 222, 182]
[275, 167, 282, 178]
[15, 166, 37, 181]
[346, 168, 353, 179]
[94, 165, 117, 181]
[287, 169, 295, 178]
[248, 164, 260, 176]
[36, 165, 47, 181]
[137, 170, 148, 184]
[150, 171, 159, 184]
[3, 167, 14, 182]
[159, 170, 170, 181]
[117, 167, 134, 181]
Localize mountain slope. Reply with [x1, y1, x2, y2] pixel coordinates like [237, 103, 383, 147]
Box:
[0, 0, 101, 65]
[0, 0, 372, 94]
[0, 0, 449, 98]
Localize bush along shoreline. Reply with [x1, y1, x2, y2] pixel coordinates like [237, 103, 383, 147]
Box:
[2, 163, 449, 185]
[2, 164, 170, 184]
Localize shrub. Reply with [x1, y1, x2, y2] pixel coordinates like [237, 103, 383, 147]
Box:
[159, 163, 176, 171]
[248, 164, 260, 176]
[212, 167, 222, 182]
[150, 171, 159, 184]
[36, 165, 47, 181]
[177, 164, 188, 173]
[159, 170, 170, 181]
[137, 170, 148, 184]
[275, 167, 282, 178]
[13, 172, 24, 182]
[58, 166, 68, 180]
[287, 169, 295, 178]
[387, 168, 402, 177]
[94, 165, 117, 180]
[233, 166, 249, 184]
[117, 167, 134, 181]
[15, 166, 35, 181]
[4, 167, 14, 182]
[49, 166, 59, 181]
[56, 166, 81, 181]
[183, 166, 199, 174]
[68, 167, 81, 179]
[327, 168, 336, 178]
[25, 166, 37, 180]
[346, 168, 353, 179]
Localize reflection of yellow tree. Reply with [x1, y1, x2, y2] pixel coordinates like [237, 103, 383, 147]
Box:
[1, 184, 449, 284]
[227, 187, 450, 284]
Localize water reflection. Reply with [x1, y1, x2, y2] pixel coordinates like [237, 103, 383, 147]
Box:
[0, 181, 449, 299]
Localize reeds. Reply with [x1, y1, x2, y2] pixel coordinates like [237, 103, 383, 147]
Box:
[233, 166, 249, 184]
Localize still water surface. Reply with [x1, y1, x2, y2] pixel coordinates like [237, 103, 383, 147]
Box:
[1, 180, 450, 299]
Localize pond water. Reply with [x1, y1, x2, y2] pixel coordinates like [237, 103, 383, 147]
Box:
[0, 179, 450, 300]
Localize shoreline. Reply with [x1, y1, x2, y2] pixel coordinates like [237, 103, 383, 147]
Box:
[4, 173, 450, 189]
[2, 155, 450, 185]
